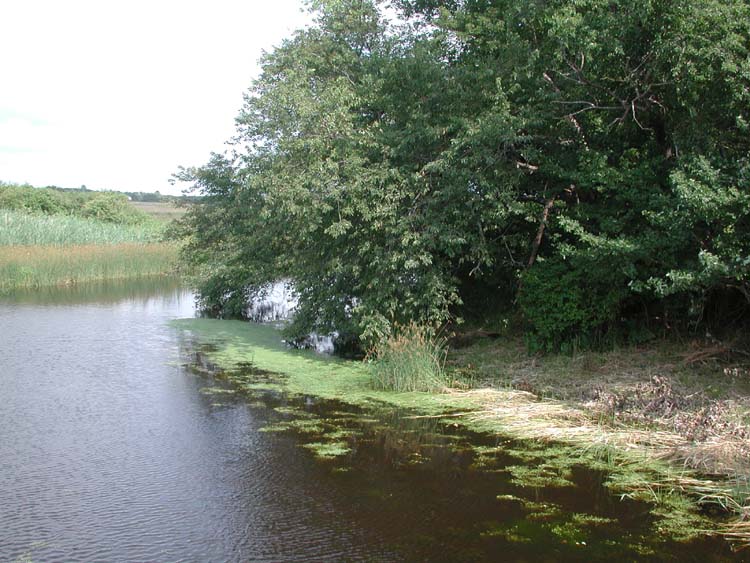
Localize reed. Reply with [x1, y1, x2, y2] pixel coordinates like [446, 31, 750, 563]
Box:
[0, 209, 163, 246]
[0, 243, 179, 292]
[369, 323, 448, 392]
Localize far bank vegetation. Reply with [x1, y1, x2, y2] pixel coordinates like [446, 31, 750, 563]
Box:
[0, 182, 180, 291]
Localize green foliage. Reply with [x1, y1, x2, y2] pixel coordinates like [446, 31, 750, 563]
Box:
[520, 259, 626, 353]
[177, 0, 750, 350]
[0, 182, 153, 226]
[369, 323, 449, 392]
[81, 192, 147, 224]
[0, 182, 77, 214]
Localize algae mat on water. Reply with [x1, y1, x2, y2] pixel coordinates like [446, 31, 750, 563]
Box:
[172, 318, 740, 551]
[172, 318, 476, 413]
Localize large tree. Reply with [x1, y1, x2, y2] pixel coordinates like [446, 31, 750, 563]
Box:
[178, 0, 750, 350]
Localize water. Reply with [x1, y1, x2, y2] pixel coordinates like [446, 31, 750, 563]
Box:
[0, 280, 739, 562]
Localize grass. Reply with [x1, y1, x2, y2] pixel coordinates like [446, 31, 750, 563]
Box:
[130, 201, 188, 222]
[0, 209, 163, 246]
[449, 334, 750, 547]
[0, 243, 179, 292]
[369, 323, 449, 392]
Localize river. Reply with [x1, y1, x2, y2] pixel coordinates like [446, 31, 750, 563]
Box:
[0, 280, 737, 562]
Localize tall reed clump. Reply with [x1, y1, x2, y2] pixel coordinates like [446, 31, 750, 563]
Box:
[0, 209, 163, 246]
[369, 323, 449, 392]
[0, 243, 179, 292]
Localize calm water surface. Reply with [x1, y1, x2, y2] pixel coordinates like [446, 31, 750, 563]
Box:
[0, 280, 739, 562]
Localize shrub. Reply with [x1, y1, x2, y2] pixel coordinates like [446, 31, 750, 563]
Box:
[369, 323, 448, 392]
[0, 183, 73, 215]
[520, 259, 626, 353]
[81, 192, 148, 224]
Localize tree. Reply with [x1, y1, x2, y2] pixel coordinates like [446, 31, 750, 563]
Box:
[178, 0, 750, 350]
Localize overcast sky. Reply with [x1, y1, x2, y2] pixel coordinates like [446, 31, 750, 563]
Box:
[0, 0, 309, 195]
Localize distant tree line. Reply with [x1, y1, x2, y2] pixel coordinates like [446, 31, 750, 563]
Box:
[176, 0, 750, 351]
[121, 191, 202, 204]
[0, 182, 150, 225]
[1, 182, 201, 223]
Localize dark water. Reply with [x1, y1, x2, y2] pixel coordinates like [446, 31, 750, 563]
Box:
[0, 280, 739, 562]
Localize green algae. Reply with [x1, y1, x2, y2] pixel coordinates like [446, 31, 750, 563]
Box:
[520, 501, 564, 520]
[274, 406, 313, 417]
[546, 520, 589, 544]
[259, 419, 328, 435]
[325, 428, 360, 440]
[173, 318, 476, 413]
[571, 513, 617, 526]
[496, 493, 524, 503]
[302, 441, 352, 459]
[171, 317, 729, 547]
[198, 387, 236, 395]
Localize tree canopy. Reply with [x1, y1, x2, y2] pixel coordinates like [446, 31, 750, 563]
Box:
[176, 0, 750, 351]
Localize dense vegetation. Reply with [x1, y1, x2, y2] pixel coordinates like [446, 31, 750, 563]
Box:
[0, 210, 162, 246]
[0, 244, 177, 292]
[0, 182, 155, 225]
[0, 183, 178, 291]
[177, 0, 750, 351]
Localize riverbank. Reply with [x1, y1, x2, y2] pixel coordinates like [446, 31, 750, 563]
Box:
[450, 334, 750, 546]
[175, 318, 750, 551]
[450, 335, 750, 474]
[0, 193, 181, 291]
[0, 242, 179, 292]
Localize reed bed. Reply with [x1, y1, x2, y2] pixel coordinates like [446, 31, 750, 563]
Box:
[0, 243, 179, 291]
[370, 323, 448, 392]
[0, 209, 163, 246]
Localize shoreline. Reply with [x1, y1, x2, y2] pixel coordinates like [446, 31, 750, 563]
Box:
[0, 242, 180, 293]
[174, 318, 750, 550]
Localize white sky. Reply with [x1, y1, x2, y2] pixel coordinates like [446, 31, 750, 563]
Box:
[0, 0, 310, 195]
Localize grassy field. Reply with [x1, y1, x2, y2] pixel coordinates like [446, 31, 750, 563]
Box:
[0, 209, 163, 246]
[130, 201, 188, 222]
[0, 243, 179, 292]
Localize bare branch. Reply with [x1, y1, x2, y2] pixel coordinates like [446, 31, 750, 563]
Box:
[515, 160, 539, 172]
[527, 194, 556, 269]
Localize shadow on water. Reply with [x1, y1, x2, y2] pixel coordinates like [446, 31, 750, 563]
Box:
[183, 343, 738, 563]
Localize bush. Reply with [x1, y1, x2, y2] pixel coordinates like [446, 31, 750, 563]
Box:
[81, 193, 148, 224]
[519, 259, 626, 353]
[0, 183, 73, 215]
[369, 323, 448, 392]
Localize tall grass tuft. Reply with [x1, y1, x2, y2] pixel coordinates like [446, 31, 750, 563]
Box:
[0, 210, 163, 246]
[369, 323, 448, 392]
[0, 243, 179, 292]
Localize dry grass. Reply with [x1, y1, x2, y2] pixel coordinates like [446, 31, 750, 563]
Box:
[0, 243, 179, 291]
[448, 335, 750, 546]
[130, 201, 188, 222]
